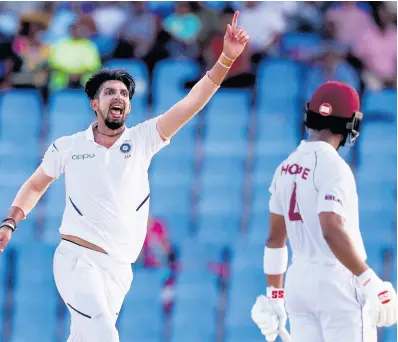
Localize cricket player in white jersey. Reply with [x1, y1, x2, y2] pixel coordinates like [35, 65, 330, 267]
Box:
[0, 12, 249, 342]
[251, 82, 397, 342]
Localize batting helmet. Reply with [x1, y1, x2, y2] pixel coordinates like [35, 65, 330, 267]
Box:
[304, 81, 363, 147]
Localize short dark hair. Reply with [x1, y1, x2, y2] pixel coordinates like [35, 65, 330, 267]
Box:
[85, 68, 136, 100]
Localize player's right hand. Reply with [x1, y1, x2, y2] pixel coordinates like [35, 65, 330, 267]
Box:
[359, 268, 397, 327]
[0, 226, 12, 252]
[251, 288, 291, 342]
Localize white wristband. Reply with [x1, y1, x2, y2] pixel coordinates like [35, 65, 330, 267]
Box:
[222, 52, 234, 62]
[263, 246, 288, 275]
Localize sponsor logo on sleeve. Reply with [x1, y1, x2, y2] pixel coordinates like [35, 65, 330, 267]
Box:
[325, 195, 342, 205]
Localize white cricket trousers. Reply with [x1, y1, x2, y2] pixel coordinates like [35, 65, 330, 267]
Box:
[53, 240, 133, 342]
[285, 259, 377, 342]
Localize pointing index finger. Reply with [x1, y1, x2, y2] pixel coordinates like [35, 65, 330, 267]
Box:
[232, 11, 239, 30]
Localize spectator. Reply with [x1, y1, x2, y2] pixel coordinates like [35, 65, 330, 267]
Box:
[283, 1, 324, 32]
[0, 35, 22, 91]
[48, 21, 101, 91]
[11, 17, 51, 91]
[239, 1, 287, 64]
[305, 42, 360, 99]
[352, 3, 397, 89]
[41, 2, 91, 45]
[117, 2, 159, 59]
[91, 1, 128, 38]
[161, 248, 179, 340]
[142, 217, 171, 268]
[190, 2, 221, 46]
[325, 2, 375, 47]
[162, 2, 201, 59]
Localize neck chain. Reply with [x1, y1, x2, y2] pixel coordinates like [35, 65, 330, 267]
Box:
[95, 125, 125, 137]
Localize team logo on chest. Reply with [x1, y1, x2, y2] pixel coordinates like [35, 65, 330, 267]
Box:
[120, 141, 132, 159]
[120, 142, 131, 154]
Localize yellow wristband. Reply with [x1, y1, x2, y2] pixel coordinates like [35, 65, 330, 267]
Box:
[218, 53, 234, 68]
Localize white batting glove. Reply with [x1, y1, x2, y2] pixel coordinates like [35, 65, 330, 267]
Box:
[251, 287, 291, 342]
[359, 268, 397, 327]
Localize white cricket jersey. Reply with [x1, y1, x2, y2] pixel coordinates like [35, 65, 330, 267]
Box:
[41, 116, 169, 263]
[269, 141, 367, 264]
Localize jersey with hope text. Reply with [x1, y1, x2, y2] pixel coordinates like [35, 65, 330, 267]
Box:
[269, 141, 367, 264]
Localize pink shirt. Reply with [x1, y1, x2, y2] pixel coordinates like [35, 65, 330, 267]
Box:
[353, 25, 397, 79]
[326, 4, 375, 46]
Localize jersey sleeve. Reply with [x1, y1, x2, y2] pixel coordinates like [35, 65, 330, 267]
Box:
[135, 115, 170, 160]
[269, 165, 284, 216]
[40, 136, 72, 179]
[316, 167, 353, 219]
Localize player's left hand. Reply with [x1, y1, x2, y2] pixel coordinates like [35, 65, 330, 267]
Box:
[361, 275, 397, 327]
[251, 288, 291, 342]
[223, 11, 249, 61]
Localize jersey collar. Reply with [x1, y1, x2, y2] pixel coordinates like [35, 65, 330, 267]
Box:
[85, 122, 130, 148]
[297, 140, 338, 154]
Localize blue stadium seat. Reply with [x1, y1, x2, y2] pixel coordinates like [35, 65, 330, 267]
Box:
[0, 89, 42, 157]
[47, 89, 93, 143]
[362, 89, 397, 120]
[201, 156, 245, 190]
[104, 59, 149, 126]
[248, 211, 270, 245]
[152, 59, 200, 115]
[150, 155, 195, 187]
[171, 242, 220, 341]
[226, 243, 265, 342]
[357, 180, 396, 203]
[91, 35, 117, 58]
[202, 138, 248, 158]
[281, 32, 322, 56]
[305, 62, 360, 100]
[198, 184, 243, 217]
[150, 185, 192, 216]
[42, 217, 63, 244]
[197, 214, 241, 246]
[150, 213, 191, 247]
[256, 59, 303, 118]
[171, 289, 217, 341]
[204, 90, 251, 141]
[179, 239, 222, 267]
[0, 249, 7, 333]
[357, 121, 397, 158]
[8, 215, 36, 245]
[40, 174, 65, 242]
[11, 244, 58, 342]
[43, 175, 66, 217]
[152, 131, 197, 162]
[365, 247, 385, 277]
[356, 157, 397, 186]
[145, 1, 175, 17]
[203, 1, 227, 11]
[118, 269, 163, 341]
[256, 114, 300, 147]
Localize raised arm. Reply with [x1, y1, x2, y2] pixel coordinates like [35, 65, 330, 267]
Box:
[0, 166, 54, 251]
[156, 11, 250, 140]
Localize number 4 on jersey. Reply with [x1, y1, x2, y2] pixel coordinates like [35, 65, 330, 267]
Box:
[289, 182, 302, 222]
